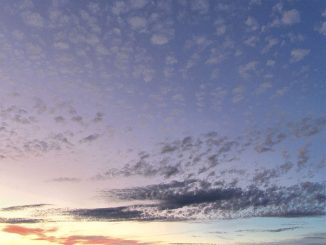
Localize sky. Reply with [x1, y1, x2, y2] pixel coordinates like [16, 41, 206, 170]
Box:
[0, 0, 325, 244]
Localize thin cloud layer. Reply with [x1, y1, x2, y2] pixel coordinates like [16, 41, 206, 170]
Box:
[2, 225, 149, 245]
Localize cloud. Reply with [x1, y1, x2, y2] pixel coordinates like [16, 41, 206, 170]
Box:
[49, 177, 81, 183]
[2, 225, 148, 245]
[69, 206, 145, 221]
[239, 233, 326, 245]
[2, 204, 50, 212]
[129, 0, 148, 10]
[297, 145, 309, 169]
[150, 34, 170, 45]
[282, 9, 300, 25]
[290, 48, 310, 62]
[190, 0, 209, 15]
[245, 16, 259, 31]
[22, 11, 44, 28]
[293, 117, 326, 137]
[255, 81, 272, 94]
[318, 21, 326, 35]
[99, 116, 325, 184]
[104, 180, 326, 220]
[128, 16, 147, 30]
[3, 225, 55, 236]
[0, 218, 44, 224]
[237, 226, 300, 233]
[239, 61, 258, 77]
[79, 134, 100, 143]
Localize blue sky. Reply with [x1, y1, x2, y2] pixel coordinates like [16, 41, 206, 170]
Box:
[0, 0, 325, 244]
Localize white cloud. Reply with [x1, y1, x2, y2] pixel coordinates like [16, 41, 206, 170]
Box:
[245, 16, 259, 31]
[274, 86, 288, 97]
[216, 24, 226, 36]
[54, 42, 70, 50]
[255, 81, 272, 94]
[290, 49, 310, 62]
[22, 11, 44, 28]
[232, 85, 245, 104]
[191, 0, 209, 14]
[249, 0, 262, 6]
[282, 9, 300, 25]
[112, 1, 128, 15]
[322, 9, 326, 17]
[128, 16, 147, 30]
[150, 34, 169, 45]
[266, 60, 275, 66]
[262, 37, 279, 53]
[318, 21, 326, 36]
[129, 0, 148, 9]
[239, 61, 258, 77]
[165, 55, 178, 65]
[244, 36, 259, 47]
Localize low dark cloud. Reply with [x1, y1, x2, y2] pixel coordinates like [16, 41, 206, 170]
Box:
[103, 180, 326, 220]
[0, 218, 44, 224]
[2, 204, 50, 211]
[68, 206, 145, 221]
[49, 177, 81, 182]
[237, 226, 300, 233]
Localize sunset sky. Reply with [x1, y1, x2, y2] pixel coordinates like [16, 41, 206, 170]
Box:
[0, 0, 325, 244]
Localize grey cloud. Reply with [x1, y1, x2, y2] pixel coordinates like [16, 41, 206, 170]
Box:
[100, 116, 325, 182]
[50, 177, 81, 183]
[0, 218, 44, 224]
[254, 130, 287, 153]
[68, 206, 151, 222]
[0, 99, 106, 159]
[297, 145, 310, 169]
[54, 116, 65, 123]
[292, 117, 326, 137]
[239, 232, 326, 245]
[253, 168, 280, 186]
[2, 204, 50, 212]
[80, 134, 100, 143]
[237, 226, 300, 233]
[104, 180, 326, 219]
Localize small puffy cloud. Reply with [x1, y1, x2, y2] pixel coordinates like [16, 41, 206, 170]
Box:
[216, 24, 226, 36]
[249, 0, 262, 5]
[245, 16, 259, 31]
[129, 0, 148, 9]
[266, 60, 275, 66]
[322, 9, 326, 17]
[232, 85, 245, 104]
[150, 34, 169, 45]
[317, 21, 326, 35]
[165, 55, 178, 65]
[53, 41, 69, 50]
[239, 61, 258, 77]
[22, 11, 44, 28]
[128, 16, 147, 30]
[190, 0, 209, 14]
[290, 48, 310, 62]
[255, 81, 272, 94]
[282, 9, 300, 25]
[244, 36, 259, 47]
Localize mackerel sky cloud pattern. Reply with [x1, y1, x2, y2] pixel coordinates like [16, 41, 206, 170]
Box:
[0, 0, 325, 244]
